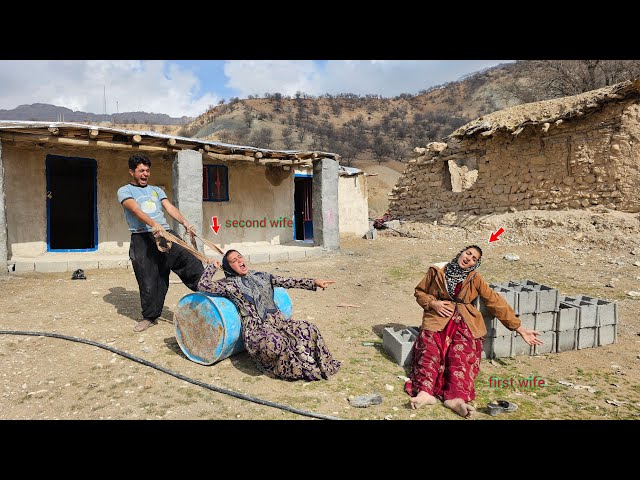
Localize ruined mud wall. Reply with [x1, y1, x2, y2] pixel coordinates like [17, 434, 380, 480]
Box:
[389, 101, 640, 221]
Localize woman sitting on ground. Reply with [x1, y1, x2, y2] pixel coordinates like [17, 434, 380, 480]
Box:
[405, 245, 543, 418]
[197, 249, 341, 381]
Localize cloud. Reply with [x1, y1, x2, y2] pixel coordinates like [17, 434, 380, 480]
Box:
[0, 60, 218, 118]
[224, 60, 512, 98]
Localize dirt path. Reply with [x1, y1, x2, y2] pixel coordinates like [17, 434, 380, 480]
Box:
[1, 211, 639, 420]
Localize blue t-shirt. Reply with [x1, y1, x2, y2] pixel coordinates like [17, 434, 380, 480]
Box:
[117, 184, 170, 233]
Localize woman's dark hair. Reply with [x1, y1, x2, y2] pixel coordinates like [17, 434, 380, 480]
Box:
[221, 249, 241, 277]
[128, 154, 151, 170]
[464, 245, 483, 258]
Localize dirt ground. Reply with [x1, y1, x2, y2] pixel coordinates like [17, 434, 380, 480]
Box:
[1, 208, 639, 421]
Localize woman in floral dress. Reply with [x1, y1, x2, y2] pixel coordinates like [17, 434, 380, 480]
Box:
[197, 249, 341, 381]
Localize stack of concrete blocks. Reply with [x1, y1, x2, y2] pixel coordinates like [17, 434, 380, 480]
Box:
[556, 295, 618, 351]
[382, 326, 419, 366]
[478, 280, 559, 359]
[480, 280, 618, 358]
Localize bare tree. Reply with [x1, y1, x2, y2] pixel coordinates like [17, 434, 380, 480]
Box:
[281, 126, 295, 149]
[501, 60, 640, 103]
[243, 110, 253, 128]
[250, 127, 273, 148]
[371, 136, 391, 164]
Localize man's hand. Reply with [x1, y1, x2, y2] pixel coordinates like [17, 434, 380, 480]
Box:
[151, 224, 165, 237]
[183, 222, 196, 235]
[314, 279, 336, 290]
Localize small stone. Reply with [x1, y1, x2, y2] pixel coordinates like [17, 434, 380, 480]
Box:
[384, 414, 393, 420]
[384, 384, 394, 392]
[410, 413, 416, 418]
[504, 253, 520, 261]
[392, 407, 399, 411]
[348, 393, 383, 408]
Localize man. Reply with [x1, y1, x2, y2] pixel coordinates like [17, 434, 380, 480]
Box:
[117, 154, 205, 332]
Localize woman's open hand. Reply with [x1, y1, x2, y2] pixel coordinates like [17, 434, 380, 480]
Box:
[516, 326, 544, 346]
[430, 299, 454, 318]
[314, 279, 336, 290]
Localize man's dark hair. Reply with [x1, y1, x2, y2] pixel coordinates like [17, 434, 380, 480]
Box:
[128, 155, 151, 170]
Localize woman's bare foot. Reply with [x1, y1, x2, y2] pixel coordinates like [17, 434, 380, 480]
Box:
[444, 398, 475, 418]
[410, 391, 437, 409]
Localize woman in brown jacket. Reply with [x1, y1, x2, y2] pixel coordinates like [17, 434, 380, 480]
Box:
[405, 245, 542, 417]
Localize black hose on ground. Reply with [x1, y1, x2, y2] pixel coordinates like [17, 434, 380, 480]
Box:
[0, 330, 342, 420]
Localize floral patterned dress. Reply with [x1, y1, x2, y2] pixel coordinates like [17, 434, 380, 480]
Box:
[197, 264, 341, 381]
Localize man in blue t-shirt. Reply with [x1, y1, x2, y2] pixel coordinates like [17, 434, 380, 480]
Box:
[117, 154, 205, 332]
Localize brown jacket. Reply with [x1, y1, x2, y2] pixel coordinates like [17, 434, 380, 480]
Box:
[415, 266, 521, 339]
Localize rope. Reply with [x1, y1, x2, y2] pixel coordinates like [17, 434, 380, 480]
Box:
[0, 330, 342, 420]
[153, 226, 225, 263]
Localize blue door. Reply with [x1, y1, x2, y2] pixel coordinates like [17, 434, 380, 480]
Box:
[46, 154, 98, 251]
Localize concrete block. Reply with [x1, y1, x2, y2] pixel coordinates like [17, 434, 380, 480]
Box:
[512, 280, 560, 313]
[382, 326, 419, 366]
[98, 259, 130, 269]
[383, 220, 401, 230]
[598, 324, 617, 346]
[287, 250, 307, 260]
[304, 249, 323, 257]
[492, 334, 514, 358]
[535, 312, 557, 332]
[512, 334, 534, 356]
[11, 261, 35, 272]
[556, 329, 578, 352]
[477, 286, 517, 316]
[248, 253, 270, 264]
[484, 316, 514, 337]
[561, 296, 598, 328]
[507, 283, 537, 315]
[533, 331, 556, 355]
[577, 327, 598, 349]
[518, 313, 536, 330]
[594, 298, 618, 326]
[482, 336, 495, 359]
[269, 251, 289, 262]
[68, 261, 99, 271]
[557, 302, 580, 330]
[362, 229, 377, 240]
[35, 262, 68, 273]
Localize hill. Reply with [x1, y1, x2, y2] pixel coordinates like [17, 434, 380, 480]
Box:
[0, 103, 192, 126]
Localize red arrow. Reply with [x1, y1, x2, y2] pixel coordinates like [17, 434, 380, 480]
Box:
[489, 227, 504, 243]
[211, 216, 220, 235]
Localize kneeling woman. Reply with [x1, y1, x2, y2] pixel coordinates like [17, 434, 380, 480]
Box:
[197, 249, 341, 381]
[405, 245, 542, 417]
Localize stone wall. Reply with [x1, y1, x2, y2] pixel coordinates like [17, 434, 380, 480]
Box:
[389, 100, 640, 222]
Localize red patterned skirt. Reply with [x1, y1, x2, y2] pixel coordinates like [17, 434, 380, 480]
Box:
[405, 309, 483, 402]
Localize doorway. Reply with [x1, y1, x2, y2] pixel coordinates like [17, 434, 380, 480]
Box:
[293, 174, 313, 241]
[46, 154, 98, 251]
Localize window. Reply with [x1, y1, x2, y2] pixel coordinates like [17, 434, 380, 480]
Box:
[203, 165, 229, 201]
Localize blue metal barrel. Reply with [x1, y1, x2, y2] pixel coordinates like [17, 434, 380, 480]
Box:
[174, 287, 292, 365]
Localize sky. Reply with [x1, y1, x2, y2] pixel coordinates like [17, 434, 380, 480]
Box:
[0, 60, 514, 119]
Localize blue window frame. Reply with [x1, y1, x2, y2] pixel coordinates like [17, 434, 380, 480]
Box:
[203, 164, 229, 202]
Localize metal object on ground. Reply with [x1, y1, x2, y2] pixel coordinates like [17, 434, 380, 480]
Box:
[175, 287, 292, 365]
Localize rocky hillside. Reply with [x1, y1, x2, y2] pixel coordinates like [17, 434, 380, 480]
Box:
[176, 60, 640, 168]
[176, 62, 521, 165]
